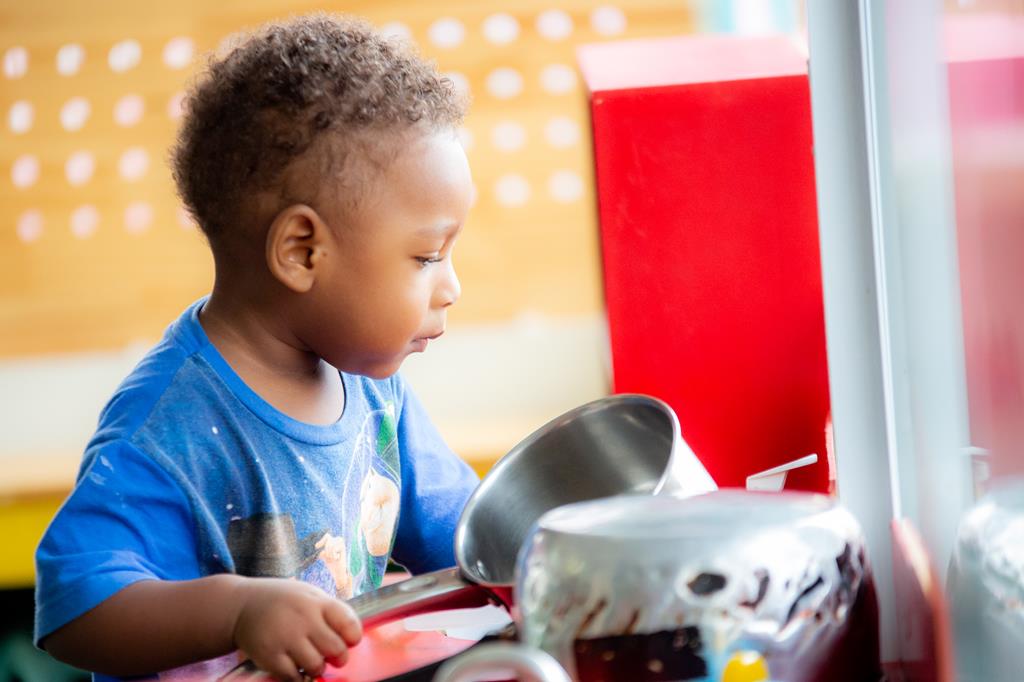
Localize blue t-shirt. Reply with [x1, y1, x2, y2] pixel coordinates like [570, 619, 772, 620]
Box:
[34, 299, 479, 680]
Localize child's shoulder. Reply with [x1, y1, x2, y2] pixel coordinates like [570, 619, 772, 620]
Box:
[92, 300, 210, 444]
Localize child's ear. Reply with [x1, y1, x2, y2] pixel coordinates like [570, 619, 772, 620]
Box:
[265, 204, 328, 293]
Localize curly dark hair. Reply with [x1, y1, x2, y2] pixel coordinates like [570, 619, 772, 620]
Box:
[171, 13, 466, 246]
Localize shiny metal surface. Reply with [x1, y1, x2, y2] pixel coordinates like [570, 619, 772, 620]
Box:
[948, 478, 1024, 682]
[516, 491, 878, 682]
[456, 394, 716, 588]
[348, 567, 494, 629]
[432, 643, 571, 682]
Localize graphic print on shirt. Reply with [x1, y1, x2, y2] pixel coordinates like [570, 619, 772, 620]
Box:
[339, 402, 401, 594]
[225, 403, 402, 598]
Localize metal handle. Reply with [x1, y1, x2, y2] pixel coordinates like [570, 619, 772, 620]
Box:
[218, 569, 496, 681]
[432, 643, 570, 682]
[351, 567, 494, 628]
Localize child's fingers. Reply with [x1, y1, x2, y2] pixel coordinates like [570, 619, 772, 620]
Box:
[288, 639, 326, 679]
[310, 624, 349, 667]
[262, 652, 302, 682]
[324, 651, 349, 670]
[323, 600, 363, 645]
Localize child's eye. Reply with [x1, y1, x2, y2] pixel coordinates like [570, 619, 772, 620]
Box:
[415, 255, 443, 267]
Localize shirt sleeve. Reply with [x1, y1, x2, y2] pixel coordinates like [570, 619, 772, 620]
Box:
[34, 439, 201, 647]
[389, 377, 480, 575]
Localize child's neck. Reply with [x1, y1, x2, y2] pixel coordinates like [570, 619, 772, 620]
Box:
[200, 289, 345, 426]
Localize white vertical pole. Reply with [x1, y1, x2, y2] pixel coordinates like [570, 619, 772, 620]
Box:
[805, 0, 898, 660]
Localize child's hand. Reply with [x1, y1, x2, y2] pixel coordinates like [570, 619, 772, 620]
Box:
[232, 578, 363, 681]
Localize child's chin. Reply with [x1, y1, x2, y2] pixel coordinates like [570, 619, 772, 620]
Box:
[360, 360, 403, 380]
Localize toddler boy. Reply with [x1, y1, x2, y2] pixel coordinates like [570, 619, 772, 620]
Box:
[34, 14, 479, 682]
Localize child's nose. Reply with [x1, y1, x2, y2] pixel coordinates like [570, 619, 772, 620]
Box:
[436, 260, 460, 308]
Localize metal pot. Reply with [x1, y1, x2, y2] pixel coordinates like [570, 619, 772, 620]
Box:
[514, 491, 881, 682]
[349, 393, 716, 626]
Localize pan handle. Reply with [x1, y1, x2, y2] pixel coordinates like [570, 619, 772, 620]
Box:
[351, 567, 495, 628]
[217, 569, 497, 681]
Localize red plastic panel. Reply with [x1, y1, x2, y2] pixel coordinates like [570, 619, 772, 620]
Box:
[581, 37, 831, 492]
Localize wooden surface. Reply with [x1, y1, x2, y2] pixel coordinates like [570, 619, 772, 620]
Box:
[1, 0, 696, 357]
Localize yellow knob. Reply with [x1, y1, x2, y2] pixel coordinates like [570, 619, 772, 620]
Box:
[722, 650, 770, 682]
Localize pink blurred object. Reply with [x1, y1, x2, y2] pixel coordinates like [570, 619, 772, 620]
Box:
[946, 13, 1024, 482]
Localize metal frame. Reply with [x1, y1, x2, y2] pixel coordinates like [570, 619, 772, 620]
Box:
[805, 0, 898, 659]
[807, 0, 974, 663]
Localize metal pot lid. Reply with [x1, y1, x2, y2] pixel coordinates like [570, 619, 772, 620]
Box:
[533, 490, 839, 543]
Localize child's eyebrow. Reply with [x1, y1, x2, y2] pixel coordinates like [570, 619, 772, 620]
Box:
[416, 222, 460, 237]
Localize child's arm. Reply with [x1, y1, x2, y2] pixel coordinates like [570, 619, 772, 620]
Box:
[43, 573, 362, 680]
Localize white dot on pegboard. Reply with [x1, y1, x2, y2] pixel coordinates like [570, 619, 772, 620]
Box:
[168, 91, 185, 120]
[486, 68, 523, 99]
[124, 201, 153, 234]
[536, 9, 574, 41]
[114, 94, 145, 126]
[491, 121, 526, 152]
[8, 101, 33, 134]
[428, 18, 465, 49]
[495, 174, 531, 207]
[591, 6, 627, 36]
[4, 47, 28, 79]
[56, 44, 85, 76]
[70, 205, 99, 239]
[16, 210, 43, 242]
[482, 13, 520, 45]
[162, 37, 194, 69]
[11, 155, 39, 189]
[457, 127, 473, 151]
[540, 64, 577, 94]
[380, 22, 412, 42]
[119, 147, 149, 181]
[65, 151, 95, 186]
[60, 97, 91, 131]
[548, 170, 584, 203]
[442, 71, 470, 99]
[108, 39, 142, 73]
[544, 117, 580, 148]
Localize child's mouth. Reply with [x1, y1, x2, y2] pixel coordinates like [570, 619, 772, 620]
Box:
[411, 330, 444, 351]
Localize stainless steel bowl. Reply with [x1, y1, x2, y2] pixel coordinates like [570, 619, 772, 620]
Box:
[456, 393, 717, 588]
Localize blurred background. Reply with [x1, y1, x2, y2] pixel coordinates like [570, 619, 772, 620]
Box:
[2, 0, 1023, 680]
